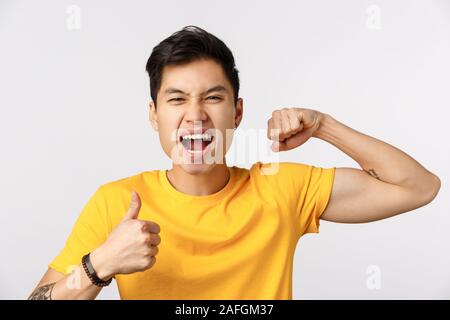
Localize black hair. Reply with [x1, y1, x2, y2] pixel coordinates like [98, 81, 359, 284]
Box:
[145, 25, 240, 107]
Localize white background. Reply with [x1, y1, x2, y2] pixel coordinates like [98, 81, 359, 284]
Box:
[1, 0, 449, 299]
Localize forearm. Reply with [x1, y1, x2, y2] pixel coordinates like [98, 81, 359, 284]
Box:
[314, 113, 440, 193]
[29, 266, 103, 300]
[28, 249, 113, 300]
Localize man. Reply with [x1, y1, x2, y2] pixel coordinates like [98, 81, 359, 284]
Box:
[29, 26, 440, 300]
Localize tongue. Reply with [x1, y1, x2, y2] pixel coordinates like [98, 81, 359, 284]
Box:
[189, 139, 209, 151]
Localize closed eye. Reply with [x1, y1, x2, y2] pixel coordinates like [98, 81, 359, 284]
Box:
[168, 96, 222, 103]
[168, 98, 184, 102]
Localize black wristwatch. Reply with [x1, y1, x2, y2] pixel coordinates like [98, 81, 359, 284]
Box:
[81, 253, 112, 287]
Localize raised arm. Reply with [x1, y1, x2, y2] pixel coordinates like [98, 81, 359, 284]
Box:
[268, 108, 441, 223]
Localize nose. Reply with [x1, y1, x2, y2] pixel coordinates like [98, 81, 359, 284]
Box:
[185, 100, 208, 125]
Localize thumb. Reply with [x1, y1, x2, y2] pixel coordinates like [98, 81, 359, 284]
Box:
[122, 191, 141, 221]
[271, 141, 287, 152]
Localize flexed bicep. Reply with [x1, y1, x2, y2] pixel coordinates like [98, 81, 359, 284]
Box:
[320, 167, 434, 224]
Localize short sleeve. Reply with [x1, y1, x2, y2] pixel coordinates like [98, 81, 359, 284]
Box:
[255, 162, 335, 239]
[48, 186, 111, 275]
[295, 165, 335, 237]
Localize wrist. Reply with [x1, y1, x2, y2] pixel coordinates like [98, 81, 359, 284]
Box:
[90, 246, 115, 281]
[312, 112, 337, 140]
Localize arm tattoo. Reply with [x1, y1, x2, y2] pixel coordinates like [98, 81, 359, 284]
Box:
[28, 282, 56, 300]
[365, 168, 381, 180]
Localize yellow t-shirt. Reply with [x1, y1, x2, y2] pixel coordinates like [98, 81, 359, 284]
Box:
[49, 162, 335, 299]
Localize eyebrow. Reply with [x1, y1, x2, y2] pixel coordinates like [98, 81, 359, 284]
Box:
[163, 85, 227, 96]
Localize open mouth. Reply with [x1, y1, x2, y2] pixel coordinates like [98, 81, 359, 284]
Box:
[179, 133, 214, 153]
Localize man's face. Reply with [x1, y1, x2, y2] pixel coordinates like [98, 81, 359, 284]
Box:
[149, 58, 243, 175]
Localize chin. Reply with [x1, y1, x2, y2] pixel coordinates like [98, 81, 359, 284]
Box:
[179, 162, 216, 175]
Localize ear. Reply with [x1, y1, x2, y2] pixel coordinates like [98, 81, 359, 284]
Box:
[148, 101, 159, 131]
[234, 98, 244, 129]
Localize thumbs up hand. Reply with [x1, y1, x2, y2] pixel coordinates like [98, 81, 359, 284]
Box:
[90, 191, 161, 280]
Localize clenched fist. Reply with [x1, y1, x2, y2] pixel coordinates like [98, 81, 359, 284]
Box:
[267, 107, 324, 152]
[90, 191, 161, 280]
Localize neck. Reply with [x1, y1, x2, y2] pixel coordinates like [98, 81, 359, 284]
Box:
[166, 163, 231, 196]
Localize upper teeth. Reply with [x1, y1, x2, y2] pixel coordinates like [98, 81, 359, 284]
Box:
[181, 133, 212, 141]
